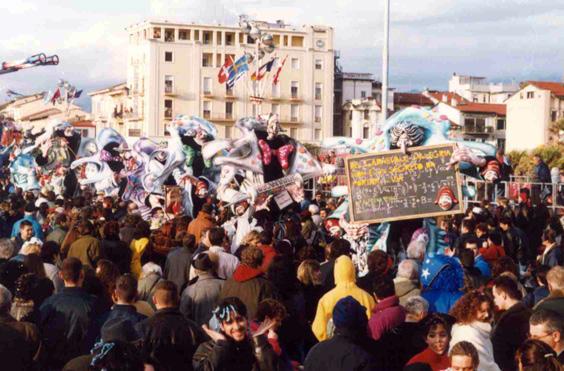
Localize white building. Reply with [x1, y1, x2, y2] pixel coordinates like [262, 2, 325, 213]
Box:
[506, 81, 564, 151]
[124, 20, 335, 142]
[89, 82, 132, 137]
[448, 73, 519, 104]
[342, 98, 382, 139]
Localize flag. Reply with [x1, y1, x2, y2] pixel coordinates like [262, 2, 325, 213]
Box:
[74, 89, 83, 98]
[251, 57, 277, 81]
[226, 55, 249, 89]
[218, 56, 234, 84]
[50, 88, 60, 105]
[272, 55, 287, 85]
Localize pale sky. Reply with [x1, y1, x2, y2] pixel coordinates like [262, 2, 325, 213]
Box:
[1, 0, 563, 109]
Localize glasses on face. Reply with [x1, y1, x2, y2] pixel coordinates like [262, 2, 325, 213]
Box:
[529, 332, 553, 340]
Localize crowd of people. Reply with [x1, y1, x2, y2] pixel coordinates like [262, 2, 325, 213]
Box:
[0, 162, 562, 371]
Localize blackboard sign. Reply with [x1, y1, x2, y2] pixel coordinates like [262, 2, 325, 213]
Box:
[345, 143, 463, 223]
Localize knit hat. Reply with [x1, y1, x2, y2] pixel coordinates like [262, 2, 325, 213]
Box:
[332, 296, 368, 330]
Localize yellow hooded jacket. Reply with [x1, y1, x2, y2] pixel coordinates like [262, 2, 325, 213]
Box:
[311, 255, 375, 341]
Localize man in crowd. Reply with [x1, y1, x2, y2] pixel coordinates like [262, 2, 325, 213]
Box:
[39, 257, 100, 368]
[188, 203, 216, 246]
[12, 220, 34, 253]
[535, 266, 564, 317]
[136, 280, 204, 370]
[529, 309, 564, 363]
[11, 203, 44, 241]
[202, 227, 239, 280]
[102, 274, 147, 328]
[491, 275, 532, 370]
[67, 220, 101, 269]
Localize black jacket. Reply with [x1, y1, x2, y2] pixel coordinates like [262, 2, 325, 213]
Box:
[135, 307, 205, 371]
[375, 321, 426, 370]
[304, 329, 382, 371]
[101, 238, 132, 274]
[38, 287, 100, 368]
[193, 334, 278, 371]
[491, 302, 532, 371]
[102, 304, 147, 329]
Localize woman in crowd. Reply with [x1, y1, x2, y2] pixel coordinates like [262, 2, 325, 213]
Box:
[406, 313, 453, 370]
[515, 339, 562, 371]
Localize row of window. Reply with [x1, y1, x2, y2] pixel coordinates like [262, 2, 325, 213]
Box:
[164, 74, 324, 100]
[163, 99, 323, 122]
[463, 117, 506, 133]
[146, 27, 307, 48]
[164, 51, 324, 71]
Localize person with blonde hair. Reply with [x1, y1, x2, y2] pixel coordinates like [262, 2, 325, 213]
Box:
[535, 266, 564, 317]
[449, 341, 479, 371]
[298, 259, 323, 353]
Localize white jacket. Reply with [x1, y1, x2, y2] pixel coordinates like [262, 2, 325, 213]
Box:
[450, 321, 501, 371]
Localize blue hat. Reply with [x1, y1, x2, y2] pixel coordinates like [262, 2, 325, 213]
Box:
[420, 254, 463, 291]
[332, 296, 368, 330]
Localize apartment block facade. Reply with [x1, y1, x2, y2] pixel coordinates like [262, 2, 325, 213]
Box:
[124, 20, 335, 142]
[448, 73, 518, 104]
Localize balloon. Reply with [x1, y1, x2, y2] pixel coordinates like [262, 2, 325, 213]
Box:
[261, 33, 273, 46]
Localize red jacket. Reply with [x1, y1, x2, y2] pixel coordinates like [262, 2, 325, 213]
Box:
[368, 295, 405, 341]
[406, 347, 449, 371]
[258, 243, 278, 273]
[479, 244, 505, 265]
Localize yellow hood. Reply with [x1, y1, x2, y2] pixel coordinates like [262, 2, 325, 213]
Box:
[334, 255, 356, 286]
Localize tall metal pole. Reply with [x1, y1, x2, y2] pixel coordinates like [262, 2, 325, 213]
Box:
[380, 0, 390, 130]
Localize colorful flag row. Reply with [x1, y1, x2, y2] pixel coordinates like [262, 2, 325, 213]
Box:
[217, 54, 287, 88]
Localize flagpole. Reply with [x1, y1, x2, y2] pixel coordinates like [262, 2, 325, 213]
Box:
[379, 0, 390, 134]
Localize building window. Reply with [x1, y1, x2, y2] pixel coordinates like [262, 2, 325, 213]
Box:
[271, 104, 279, 115]
[315, 129, 321, 140]
[179, 29, 189, 40]
[473, 96, 478, 103]
[164, 28, 175, 42]
[363, 126, 369, 139]
[291, 104, 299, 121]
[475, 118, 486, 132]
[496, 118, 506, 130]
[272, 84, 280, 98]
[203, 77, 212, 94]
[129, 129, 141, 137]
[225, 125, 232, 139]
[225, 102, 233, 119]
[315, 105, 322, 123]
[203, 31, 212, 45]
[226, 85, 234, 96]
[315, 83, 322, 100]
[164, 99, 173, 118]
[291, 58, 299, 70]
[291, 36, 304, 47]
[164, 51, 173, 62]
[551, 110, 557, 122]
[153, 28, 161, 39]
[203, 101, 211, 119]
[225, 32, 234, 45]
[361, 91, 367, 99]
[315, 59, 323, 70]
[526, 91, 534, 99]
[291, 81, 299, 99]
[364, 110, 369, 120]
[202, 53, 213, 67]
[165, 75, 174, 94]
[290, 128, 298, 138]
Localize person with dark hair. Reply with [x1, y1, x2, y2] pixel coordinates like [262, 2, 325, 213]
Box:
[101, 220, 131, 274]
[304, 296, 380, 371]
[220, 246, 276, 320]
[515, 339, 562, 371]
[474, 223, 489, 248]
[203, 227, 239, 280]
[39, 257, 100, 369]
[498, 216, 529, 266]
[187, 202, 216, 246]
[67, 220, 101, 269]
[319, 238, 351, 293]
[459, 248, 486, 291]
[180, 252, 224, 326]
[12, 219, 34, 252]
[258, 229, 277, 273]
[539, 229, 563, 267]
[453, 219, 476, 255]
[465, 238, 491, 278]
[368, 276, 405, 341]
[46, 213, 68, 247]
[449, 290, 500, 371]
[95, 259, 121, 312]
[165, 232, 196, 291]
[479, 232, 505, 266]
[41, 240, 64, 292]
[135, 280, 204, 370]
[529, 309, 564, 363]
[22, 254, 54, 308]
[406, 313, 453, 370]
[524, 265, 551, 308]
[449, 341, 479, 371]
[491, 276, 531, 370]
[102, 274, 147, 330]
[11, 203, 44, 241]
[193, 297, 280, 371]
[357, 249, 392, 294]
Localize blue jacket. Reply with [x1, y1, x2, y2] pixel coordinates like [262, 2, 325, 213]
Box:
[11, 215, 44, 240]
[421, 289, 463, 314]
[474, 255, 491, 278]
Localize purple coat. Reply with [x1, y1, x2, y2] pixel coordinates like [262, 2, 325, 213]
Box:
[368, 295, 406, 341]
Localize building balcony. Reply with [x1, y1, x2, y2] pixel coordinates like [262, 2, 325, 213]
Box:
[209, 113, 235, 122]
[203, 91, 214, 98]
[164, 86, 177, 96]
[463, 125, 494, 134]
